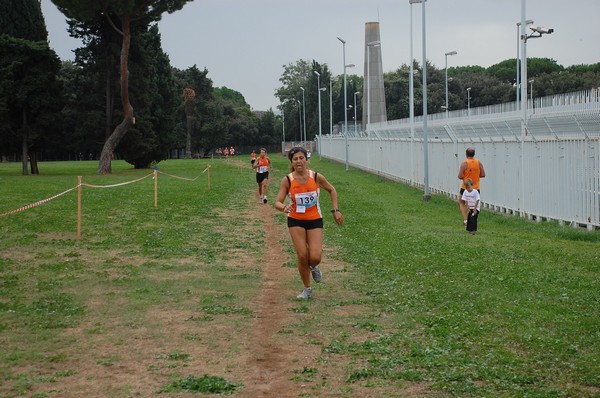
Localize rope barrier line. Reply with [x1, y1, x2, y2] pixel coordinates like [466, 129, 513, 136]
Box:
[0, 185, 79, 217]
[157, 170, 202, 181]
[81, 172, 154, 188]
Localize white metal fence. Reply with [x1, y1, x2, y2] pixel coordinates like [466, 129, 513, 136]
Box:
[318, 90, 600, 229]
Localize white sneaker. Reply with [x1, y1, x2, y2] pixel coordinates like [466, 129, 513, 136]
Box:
[296, 287, 312, 299]
[263, 196, 267, 204]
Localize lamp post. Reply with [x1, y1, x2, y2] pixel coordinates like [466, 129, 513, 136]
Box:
[466, 87, 472, 116]
[529, 79, 534, 113]
[416, 0, 430, 200]
[516, 19, 534, 109]
[366, 40, 381, 131]
[353, 91, 360, 135]
[445, 50, 457, 119]
[282, 107, 285, 154]
[337, 36, 350, 171]
[329, 78, 333, 137]
[314, 71, 324, 159]
[329, 78, 333, 157]
[409, 0, 429, 200]
[300, 86, 307, 145]
[296, 99, 301, 143]
[409, 0, 418, 186]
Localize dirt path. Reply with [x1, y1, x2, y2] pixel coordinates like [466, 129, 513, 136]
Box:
[240, 202, 302, 397]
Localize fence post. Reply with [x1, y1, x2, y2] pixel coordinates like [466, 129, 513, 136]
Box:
[77, 176, 82, 241]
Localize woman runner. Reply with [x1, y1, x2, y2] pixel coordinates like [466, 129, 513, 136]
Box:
[275, 147, 344, 299]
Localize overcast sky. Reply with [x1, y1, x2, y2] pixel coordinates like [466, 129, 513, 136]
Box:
[41, 0, 600, 111]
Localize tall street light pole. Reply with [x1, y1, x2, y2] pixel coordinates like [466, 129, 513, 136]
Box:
[300, 86, 307, 146]
[529, 79, 534, 113]
[516, 19, 533, 110]
[282, 107, 285, 154]
[366, 40, 380, 131]
[445, 50, 457, 120]
[353, 91, 360, 134]
[329, 78, 333, 155]
[296, 99, 301, 143]
[420, 0, 430, 201]
[337, 36, 350, 171]
[409, 0, 417, 185]
[314, 71, 324, 159]
[467, 87, 472, 116]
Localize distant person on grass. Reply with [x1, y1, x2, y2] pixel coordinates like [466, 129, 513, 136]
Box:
[250, 150, 257, 166]
[458, 147, 485, 226]
[252, 148, 272, 204]
[275, 147, 344, 300]
[461, 178, 480, 235]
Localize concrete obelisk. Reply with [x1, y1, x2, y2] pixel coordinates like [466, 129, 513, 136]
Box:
[362, 22, 387, 132]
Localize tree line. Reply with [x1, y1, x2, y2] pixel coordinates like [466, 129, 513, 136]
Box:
[277, 58, 599, 144]
[1, 0, 598, 174]
[1, 0, 281, 174]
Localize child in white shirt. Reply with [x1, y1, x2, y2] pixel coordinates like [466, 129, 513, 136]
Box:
[461, 178, 480, 235]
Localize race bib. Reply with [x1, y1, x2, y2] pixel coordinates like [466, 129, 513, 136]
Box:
[258, 166, 267, 173]
[295, 191, 317, 209]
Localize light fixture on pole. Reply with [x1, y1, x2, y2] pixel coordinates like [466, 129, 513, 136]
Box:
[520, 0, 553, 137]
[445, 50, 457, 120]
[366, 40, 381, 131]
[314, 71, 325, 159]
[466, 87, 472, 116]
[337, 36, 350, 171]
[300, 86, 307, 145]
[516, 19, 534, 109]
[353, 91, 360, 135]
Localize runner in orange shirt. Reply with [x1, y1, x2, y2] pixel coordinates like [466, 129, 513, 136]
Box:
[458, 147, 486, 226]
[275, 147, 344, 299]
[252, 148, 272, 204]
[250, 150, 257, 166]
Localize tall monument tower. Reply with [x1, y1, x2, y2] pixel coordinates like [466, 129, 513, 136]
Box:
[362, 22, 387, 132]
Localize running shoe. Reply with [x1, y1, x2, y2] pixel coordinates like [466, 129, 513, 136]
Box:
[263, 196, 267, 204]
[310, 265, 322, 283]
[297, 287, 312, 299]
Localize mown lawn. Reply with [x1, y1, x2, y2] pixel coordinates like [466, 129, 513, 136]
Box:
[1, 156, 599, 397]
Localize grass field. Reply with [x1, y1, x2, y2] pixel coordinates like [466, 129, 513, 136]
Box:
[0, 157, 599, 397]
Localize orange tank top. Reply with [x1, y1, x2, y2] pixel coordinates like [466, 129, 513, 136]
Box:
[461, 158, 481, 190]
[255, 157, 269, 173]
[288, 170, 322, 221]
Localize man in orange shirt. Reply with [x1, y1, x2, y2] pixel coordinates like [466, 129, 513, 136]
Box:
[458, 147, 486, 226]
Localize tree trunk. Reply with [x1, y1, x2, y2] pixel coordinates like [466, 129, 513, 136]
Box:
[29, 152, 39, 174]
[21, 108, 29, 176]
[98, 15, 134, 174]
[105, 52, 114, 141]
[185, 115, 193, 159]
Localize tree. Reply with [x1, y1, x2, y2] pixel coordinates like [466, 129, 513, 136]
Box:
[183, 88, 195, 158]
[51, 0, 193, 174]
[0, 0, 63, 174]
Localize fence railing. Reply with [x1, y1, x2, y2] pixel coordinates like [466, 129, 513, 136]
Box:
[318, 90, 600, 229]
